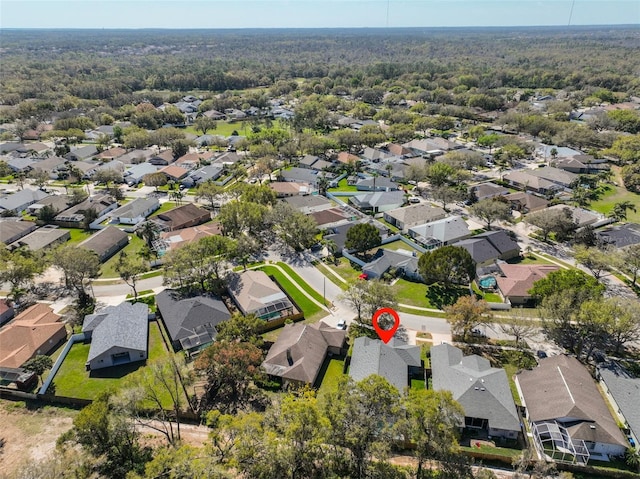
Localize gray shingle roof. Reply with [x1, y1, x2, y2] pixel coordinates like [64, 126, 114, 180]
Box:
[597, 362, 640, 443]
[350, 190, 405, 209]
[474, 230, 520, 256]
[0, 189, 49, 212]
[431, 343, 520, 432]
[349, 337, 420, 392]
[82, 302, 149, 363]
[454, 238, 501, 264]
[156, 289, 231, 350]
[110, 197, 159, 220]
[409, 216, 470, 244]
[384, 203, 447, 228]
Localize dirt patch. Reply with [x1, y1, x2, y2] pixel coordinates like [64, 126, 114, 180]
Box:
[0, 400, 76, 477]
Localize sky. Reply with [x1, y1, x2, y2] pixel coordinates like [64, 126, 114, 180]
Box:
[1, 0, 639, 29]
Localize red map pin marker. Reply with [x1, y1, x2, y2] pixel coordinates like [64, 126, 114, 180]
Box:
[372, 307, 400, 344]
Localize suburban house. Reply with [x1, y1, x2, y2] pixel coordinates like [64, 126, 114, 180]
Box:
[543, 204, 603, 228]
[149, 149, 175, 166]
[408, 216, 471, 249]
[78, 226, 129, 262]
[174, 151, 215, 170]
[362, 147, 393, 163]
[516, 355, 628, 464]
[159, 165, 190, 182]
[494, 262, 559, 306]
[299, 155, 333, 172]
[279, 167, 334, 187]
[227, 270, 297, 321]
[181, 165, 224, 188]
[385, 143, 414, 157]
[431, 343, 521, 440]
[82, 302, 149, 371]
[597, 223, 640, 249]
[9, 226, 70, 251]
[65, 145, 98, 161]
[85, 160, 125, 181]
[310, 208, 350, 229]
[283, 194, 333, 215]
[117, 149, 155, 165]
[0, 220, 37, 245]
[336, 151, 360, 166]
[362, 248, 422, 282]
[109, 197, 160, 225]
[29, 156, 67, 179]
[596, 362, 640, 451]
[123, 163, 158, 186]
[155, 289, 231, 353]
[54, 194, 118, 228]
[152, 203, 211, 231]
[529, 167, 578, 189]
[156, 223, 223, 254]
[262, 321, 347, 387]
[0, 300, 15, 326]
[268, 181, 312, 197]
[383, 203, 447, 233]
[96, 147, 127, 161]
[471, 182, 510, 201]
[503, 192, 549, 213]
[454, 237, 503, 267]
[26, 194, 72, 216]
[0, 188, 49, 215]
[323, 220, 388, 253]
[349, 337, 421, 392]
[0, 304, 66, 369]
[355, 176, 398, 192]
[349, 190, 405, 213]
[473, 231, 521, 260]
[502, 170, 563, 196]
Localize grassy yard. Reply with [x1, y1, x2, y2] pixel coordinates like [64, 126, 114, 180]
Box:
[392, 278, 434, 309]
[589, 184, 640, 223]
[100, 234, 146, 278]
[52, 320, 177, 405]
[317, 358, 345, 393]
[460, 444, 522, 458]
[380, 240, 421, 255]
[471, 281, 503, 303]
[258, 265, 323, 318]
[328, 178, 358, 193]
[508, 254, 555, 266]
[64, 228, 93, 245]
[322, 257, 364, 287]
[149, 201, 178, 217]
[275, 262, 330, 306]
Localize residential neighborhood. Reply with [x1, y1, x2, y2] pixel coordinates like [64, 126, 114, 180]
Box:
[1, 23, 640, 479]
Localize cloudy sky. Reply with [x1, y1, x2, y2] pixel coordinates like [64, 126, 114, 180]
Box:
[1, 0, 638, 29]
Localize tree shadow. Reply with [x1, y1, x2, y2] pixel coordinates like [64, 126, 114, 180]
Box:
[425, 284, 468, 309]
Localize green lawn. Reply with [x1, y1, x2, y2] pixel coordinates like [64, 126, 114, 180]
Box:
[65, 228, 93, 245]
[471, 281, 503, 303]
[149, 201, 177, 217]
[258, 265, 323, 318]
[275, 262, 330, 307]
[380, 240, 421, 255]
[52, 320, 176, 404]
[328, 178, 358, 193]
[100, 234, 146, 278]
[589, 184, 640, 223]
[508, 254, 555, 266]
[317, 358, 345, 393]
[460, 444, 522, 458]
[392, 278, 435, 309]
[322, 257, 364, 287]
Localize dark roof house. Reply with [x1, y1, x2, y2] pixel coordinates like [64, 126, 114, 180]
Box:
[262, 321, 347, 387]
[431, 343, 521, 439]
[156, 289, 231, 353]
[78, 226, 129, 262]
[153, 203, 211, 231]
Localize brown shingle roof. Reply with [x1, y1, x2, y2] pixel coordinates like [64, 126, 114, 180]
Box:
[517, 355, 627, 448]
[496, 263, 559, 298]
[159, 165, 189, 180]
[156, 203, 211, 231]
[0, 303, 66, 368]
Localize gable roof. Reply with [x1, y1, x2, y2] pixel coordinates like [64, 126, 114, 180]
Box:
[384, 203, 447, 227]
[0, 303, 65, 369]
[472, 182, 510, 200]
[454, 238, 501, 264]
[79, 226, 128, 260]
[282, 194, 333, 214]
[262, 321, 346, 384]
[159, 165, 189, 180]
[597, 223, 640, 249]
[431, 343, 520, 432]
[82, 302, 149, 363]
[349, 337, 421, 392]
[597, 362, 640, 442]
[528, 166, 578, 187]
[517, 355, 627, 447]
[0, 220, 37, 245]
[156, 289, 231, 350]
[155, 203, 210, 230]
[350, 190, 405, 209]
[0, 188, 49, 212]
[110, 197, 159, 220]
[54, 194, 116, 222]
[503, 192, 549, 212]
[474, 230, 520, 255]
[9, 227, 70, 251]
[310, 207, 349, 227]
[363, 248, 419, 278]
[158, 222, 223, 252]
[409, 216, 470, 244]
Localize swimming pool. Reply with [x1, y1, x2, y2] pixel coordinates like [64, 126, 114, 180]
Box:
[478, 276, 497, 289]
